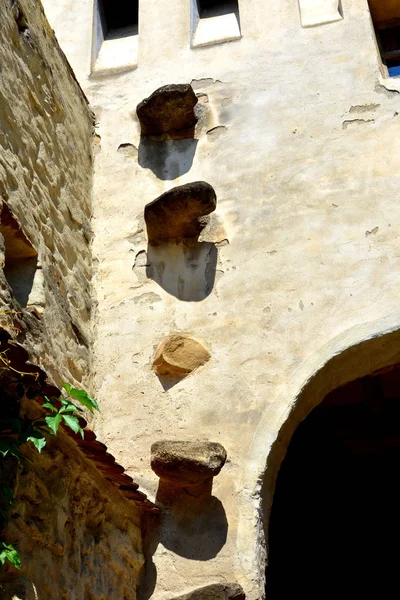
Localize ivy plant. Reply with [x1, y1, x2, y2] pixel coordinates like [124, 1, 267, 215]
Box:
[0, 542, 21, 570]
[0, 380, 100, 570]
[0, 383, 99, 459]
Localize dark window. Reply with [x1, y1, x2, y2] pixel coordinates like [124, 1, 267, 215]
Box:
[100, 0, 138, 33]
[377, 25, 400, 77]
[368, 1, 400, 77]
[197, 0, 239, 20]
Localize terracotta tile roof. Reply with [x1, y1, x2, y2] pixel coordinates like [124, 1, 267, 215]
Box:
[66, 425, 158, 513]
[0, 329, 158, 514]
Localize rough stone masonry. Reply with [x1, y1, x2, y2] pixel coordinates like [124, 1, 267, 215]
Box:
[32, 0, 400, 597]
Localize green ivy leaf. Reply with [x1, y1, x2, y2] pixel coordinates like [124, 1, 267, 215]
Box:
[62, 414, 84, 438]
[18, 422, 40, 446]
[62, 384, 100, 413]
[62, 383, 72, 395]
[45, 414, 62, 435]
[8, 446, 20, 459]
[27, 434, 46, 453]
[0, 543, 21, 569]
[42, 397, 57, 413]
[59, 400, 81, 413]
[0, 439, 19, 458]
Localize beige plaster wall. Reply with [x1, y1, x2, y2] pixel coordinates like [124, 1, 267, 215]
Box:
[42, 0, 400, 597]
[0, 423, 144, 600]
[0, 0, 94, 389]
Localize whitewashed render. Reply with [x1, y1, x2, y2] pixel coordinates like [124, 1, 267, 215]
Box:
[41, 0, 400, 598]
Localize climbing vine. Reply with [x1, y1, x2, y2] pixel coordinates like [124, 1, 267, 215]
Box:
[0, 349, 99, 570]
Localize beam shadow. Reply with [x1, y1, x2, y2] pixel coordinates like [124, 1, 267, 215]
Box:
[156, 479, 228, 561]
[146, 240, 217, 302]
[138, 138, 198, 181]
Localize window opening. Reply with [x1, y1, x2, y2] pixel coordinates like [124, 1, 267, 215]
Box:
[298, 0, 343, 28]
[100, 0, 138, 36]
[197, 0, 239, 20]
[368, 0, 400, 77]
[92, 0, 139, 74]
[191, 0, 241, 48]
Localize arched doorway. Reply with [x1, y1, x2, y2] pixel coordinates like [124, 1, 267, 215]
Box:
[266, 365, 400, 598]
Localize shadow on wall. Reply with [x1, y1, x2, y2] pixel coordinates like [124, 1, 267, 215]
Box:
[156, 479, 228, 561]
[146, 240, 217, 302]
[136, 83, 200, 181]
[138, 513, 160, 600]
[156, 373, 186, 392]
[0, 203, 42, 310]
[138, 138, 198, 180]
[139, 442, 229, 598]
[138, 485, 228, 599]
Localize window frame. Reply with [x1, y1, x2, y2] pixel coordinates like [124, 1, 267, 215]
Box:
[190, 0, 241, 48]
[91, 0, 139, 76]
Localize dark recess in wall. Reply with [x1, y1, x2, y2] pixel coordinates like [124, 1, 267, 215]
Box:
[267, 367, 400, 599]
[0, 203, 38, 308]
[197, 0, 239, 19]
[100, 0, 138, 32]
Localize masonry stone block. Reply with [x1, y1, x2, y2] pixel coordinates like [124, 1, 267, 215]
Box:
[144, 182, 217, 244]
[151, 441, 227, 485]
[153, 334, 211, 377]
[137, 84, 198, 138]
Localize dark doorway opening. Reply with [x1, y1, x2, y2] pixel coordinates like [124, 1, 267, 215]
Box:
[266, 366, 400, 599]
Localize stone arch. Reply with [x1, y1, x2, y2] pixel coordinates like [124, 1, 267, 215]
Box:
[235, 315, 400, 599]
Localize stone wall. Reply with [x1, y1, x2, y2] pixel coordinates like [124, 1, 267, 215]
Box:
[0, 0, 94, 389]
[0, 4, 151, 599]
[0, 416, 144, 600]
[42, 0, 400, 598]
